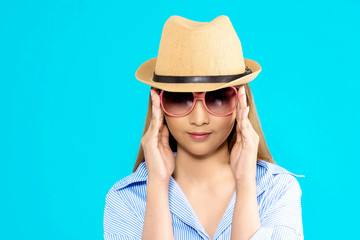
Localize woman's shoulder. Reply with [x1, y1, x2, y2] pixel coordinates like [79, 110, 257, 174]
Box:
[104, 162, 148, 214]
[104, 163, 146, 237]
[256, 160, 305, 197]
[106, 161, 148, 195]
[257, 159, 305, 178]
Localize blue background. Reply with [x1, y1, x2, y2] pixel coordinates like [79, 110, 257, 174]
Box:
[1, 0, 359, 239]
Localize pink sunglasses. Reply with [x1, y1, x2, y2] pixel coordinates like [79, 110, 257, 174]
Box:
[158, 86, 239, 117]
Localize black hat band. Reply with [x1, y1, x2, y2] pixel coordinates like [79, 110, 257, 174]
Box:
[153, 66, 252, 83]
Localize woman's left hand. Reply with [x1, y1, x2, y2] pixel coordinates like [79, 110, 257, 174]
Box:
[230, 85, 260, 183]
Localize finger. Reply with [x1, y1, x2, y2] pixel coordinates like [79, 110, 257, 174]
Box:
[245, 110, 259, 140]
[235, 121, 242, 144]
[238, 100, 258, 144]
[238, 103, 249, 138]
[235, 100, 243, 143]
[242, 106, 249, 120]
[240, 117, 258, 144]
[160, 124, 171, 148]
[150, 89, 163, 137]
[236, 89, 248, 127]
[236, 86, 246, 123]
[158, 95, 164, 133]
[239, 85, 247, 109]
[242, 106, 255, 134]
[236, 93, 243, 123]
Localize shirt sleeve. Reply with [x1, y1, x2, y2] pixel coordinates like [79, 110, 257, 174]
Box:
[103, 186, 143, 240]
[250, 175, 304, 240]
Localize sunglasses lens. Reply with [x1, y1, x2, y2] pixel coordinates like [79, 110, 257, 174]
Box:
[161, 87, 237, 116]
[205, 87, 237, 115]
[162, 91, 193, 116]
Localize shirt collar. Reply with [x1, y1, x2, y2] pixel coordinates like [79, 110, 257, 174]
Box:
[113, 159, 304, 194]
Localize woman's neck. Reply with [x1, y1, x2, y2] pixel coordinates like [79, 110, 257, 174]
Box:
[171, 141, 235, 190]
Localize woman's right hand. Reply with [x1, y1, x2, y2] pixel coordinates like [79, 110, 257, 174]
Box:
[141, 88, 176, 183]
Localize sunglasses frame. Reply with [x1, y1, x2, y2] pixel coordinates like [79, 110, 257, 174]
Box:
[158, 86, 239, 117]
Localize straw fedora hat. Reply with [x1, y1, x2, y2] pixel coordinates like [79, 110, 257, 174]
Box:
[135, 15, 261, 92]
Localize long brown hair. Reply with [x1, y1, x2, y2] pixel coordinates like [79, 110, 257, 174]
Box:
[132, 83, 276, 173]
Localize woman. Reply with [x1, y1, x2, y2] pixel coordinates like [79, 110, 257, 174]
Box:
[104, 15, 305, 240]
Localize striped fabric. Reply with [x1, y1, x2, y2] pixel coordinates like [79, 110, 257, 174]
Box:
[104, 160, 305, 240]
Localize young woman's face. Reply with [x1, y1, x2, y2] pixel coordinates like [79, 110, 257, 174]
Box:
[163, 90, 237, 157]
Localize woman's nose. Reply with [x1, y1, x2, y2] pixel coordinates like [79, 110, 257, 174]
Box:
[189, 99, 210, 125]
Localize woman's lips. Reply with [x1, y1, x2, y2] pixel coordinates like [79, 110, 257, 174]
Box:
[188, 132, 212, 141]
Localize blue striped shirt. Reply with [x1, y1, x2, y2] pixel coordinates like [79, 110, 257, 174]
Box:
[103, 160, 305, 239]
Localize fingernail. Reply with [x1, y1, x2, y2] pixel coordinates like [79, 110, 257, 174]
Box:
[150, 90, 154, 98]
[241, 86, 245, 94]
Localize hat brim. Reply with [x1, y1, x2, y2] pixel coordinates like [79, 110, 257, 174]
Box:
[135, 57, 261, 92]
